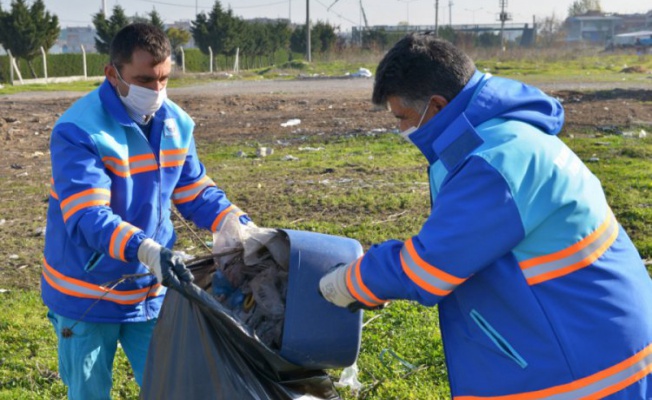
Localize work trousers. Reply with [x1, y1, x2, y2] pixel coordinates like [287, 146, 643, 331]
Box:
[47, 310, 157, 400]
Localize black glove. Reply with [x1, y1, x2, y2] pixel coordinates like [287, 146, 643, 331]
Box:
[138, 238, 194, 290]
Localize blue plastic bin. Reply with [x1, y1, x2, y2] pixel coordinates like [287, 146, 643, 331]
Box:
[279, 229, 364, 370]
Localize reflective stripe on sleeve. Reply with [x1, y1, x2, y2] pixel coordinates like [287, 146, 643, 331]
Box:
[211, 204, 245, 232]
[109, 222, 139, 261]
[520, 211, 618, 285]
[400, 237, 466, 297]
[172, 176, 216, 205]
[42, 258, 162, 305]
[60, 188, 111, 222]
[454, 343, 652, 400]
[345, 258, 385, 307]
[49, 177, 58, 200]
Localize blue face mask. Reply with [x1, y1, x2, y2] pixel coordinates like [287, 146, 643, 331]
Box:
[399, 102, 430, 143]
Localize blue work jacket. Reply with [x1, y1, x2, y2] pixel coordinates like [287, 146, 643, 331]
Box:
[42, 80, 246, 323]
[341, 72, 652, 398]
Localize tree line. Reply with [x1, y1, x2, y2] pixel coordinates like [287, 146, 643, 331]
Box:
[0, 0, 339, 78]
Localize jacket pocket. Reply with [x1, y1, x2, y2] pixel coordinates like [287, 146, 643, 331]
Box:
[470, 309, 528, 369]
[84, 252, 104, 272]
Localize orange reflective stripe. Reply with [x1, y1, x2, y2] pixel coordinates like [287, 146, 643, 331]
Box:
[108, 222, 138, 261]
[60, 188, 111, 222]
[520, 211, 618, 285]
[42, 258, 162, 305]
[345, 258, 384, 306]
[400, 237, 465, 296]
[454, 343, 652, 400]
[172, 176, 215, 204]
[50, 178, 58, 200]
[160, 148, 187, 168]
[210, 205, 245, 232]
[103, 154, 158, 177]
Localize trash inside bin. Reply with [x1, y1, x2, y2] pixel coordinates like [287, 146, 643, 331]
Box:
[141, 228, 364, 399]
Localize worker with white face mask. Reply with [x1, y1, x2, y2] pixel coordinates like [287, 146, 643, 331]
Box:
[319, 33, 652, 399]
[43, 23, 253, 399]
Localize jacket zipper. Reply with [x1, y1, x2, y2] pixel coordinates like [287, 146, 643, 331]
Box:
[136, 122, 163, 321]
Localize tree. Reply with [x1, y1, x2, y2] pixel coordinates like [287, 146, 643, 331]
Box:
[538, 12, 564, 47]
[290, 21, 337, 54]
[191, 1, 240, 57]
[93, 5, 130, 54]
[568, 0, 602, 17]
[148, 9, 165, 31]
[167, 27, 191, 50]
[0, 0, 59, 78]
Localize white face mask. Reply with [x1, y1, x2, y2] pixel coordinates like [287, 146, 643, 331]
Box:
[399, 102, 430, 143]
[114, 65, 167, 124]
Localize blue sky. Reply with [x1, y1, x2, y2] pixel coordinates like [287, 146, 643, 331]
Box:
[35, 0, 649, 31]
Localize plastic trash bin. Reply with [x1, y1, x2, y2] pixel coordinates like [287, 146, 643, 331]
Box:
[279, 229, 364, 370]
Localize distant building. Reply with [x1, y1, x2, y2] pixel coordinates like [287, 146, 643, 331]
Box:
[565, 10, 652, 44]
[51, 26, 97, 54]
[565, 15, 622, 43]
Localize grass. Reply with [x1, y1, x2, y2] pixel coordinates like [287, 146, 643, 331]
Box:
[3, 128, 650, 399]
[1, 50, 651, 398]
[2, 48, 650, 95]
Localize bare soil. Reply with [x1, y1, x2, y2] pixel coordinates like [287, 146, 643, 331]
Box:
[1, 78, 651, 289]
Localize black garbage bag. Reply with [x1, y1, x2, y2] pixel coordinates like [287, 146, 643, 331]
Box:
[140, 257, 341, 400]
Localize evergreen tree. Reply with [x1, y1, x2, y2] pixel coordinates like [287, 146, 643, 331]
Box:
[93, 5, 130, 54]
[191, 1, 240, 57]
[0, 0, 59, 78]
[149, 9, 165, 31]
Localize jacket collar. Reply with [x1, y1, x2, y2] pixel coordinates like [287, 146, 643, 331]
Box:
[409, 71, 488, 164]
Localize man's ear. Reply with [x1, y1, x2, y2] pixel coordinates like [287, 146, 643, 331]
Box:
[104, 64, 118, 88]
[429, 95, 449, 113]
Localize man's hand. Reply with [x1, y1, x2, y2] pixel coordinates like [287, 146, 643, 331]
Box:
[318, 263, 357, 307]
[138, 238, 194, 289]
[319, 263, 389, 312]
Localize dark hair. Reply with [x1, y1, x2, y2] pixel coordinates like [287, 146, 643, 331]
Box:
[110, 23, 171, 71]
[372, 33, 476, 108]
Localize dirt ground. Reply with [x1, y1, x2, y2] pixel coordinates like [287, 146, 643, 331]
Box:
[1, 77, 651, 289]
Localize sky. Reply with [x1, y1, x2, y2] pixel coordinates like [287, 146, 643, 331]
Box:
[30, 0, 650, 31]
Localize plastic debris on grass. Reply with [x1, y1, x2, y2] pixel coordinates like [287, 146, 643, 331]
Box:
[347, 68, 373, 78]
[281, 119, 301, 127]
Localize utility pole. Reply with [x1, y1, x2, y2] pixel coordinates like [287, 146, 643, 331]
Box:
[448, 1, 453, 27]
[498, 0, 511, 51]
[306, 0, 311, 62]
[195, 0, 198, 16]
[289, 0, 292, 22]
[434, 0, 439, 36]
[102, 0, 107, 17]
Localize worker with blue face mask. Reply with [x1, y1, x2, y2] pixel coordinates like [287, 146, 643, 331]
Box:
[43, 23, 254, 399]
[319, 33, 652, 399]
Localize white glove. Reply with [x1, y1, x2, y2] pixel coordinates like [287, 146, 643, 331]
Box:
[319, 264, 357, 307]
[138, 238, 163, 283]
[137, 238, 194, 289]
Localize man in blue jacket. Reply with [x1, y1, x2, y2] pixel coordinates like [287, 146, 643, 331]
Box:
[320, 33, 652, 398]
[43, 23, 252, 399]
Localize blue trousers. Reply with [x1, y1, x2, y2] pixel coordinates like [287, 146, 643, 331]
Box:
[47, 311, 157, 400]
